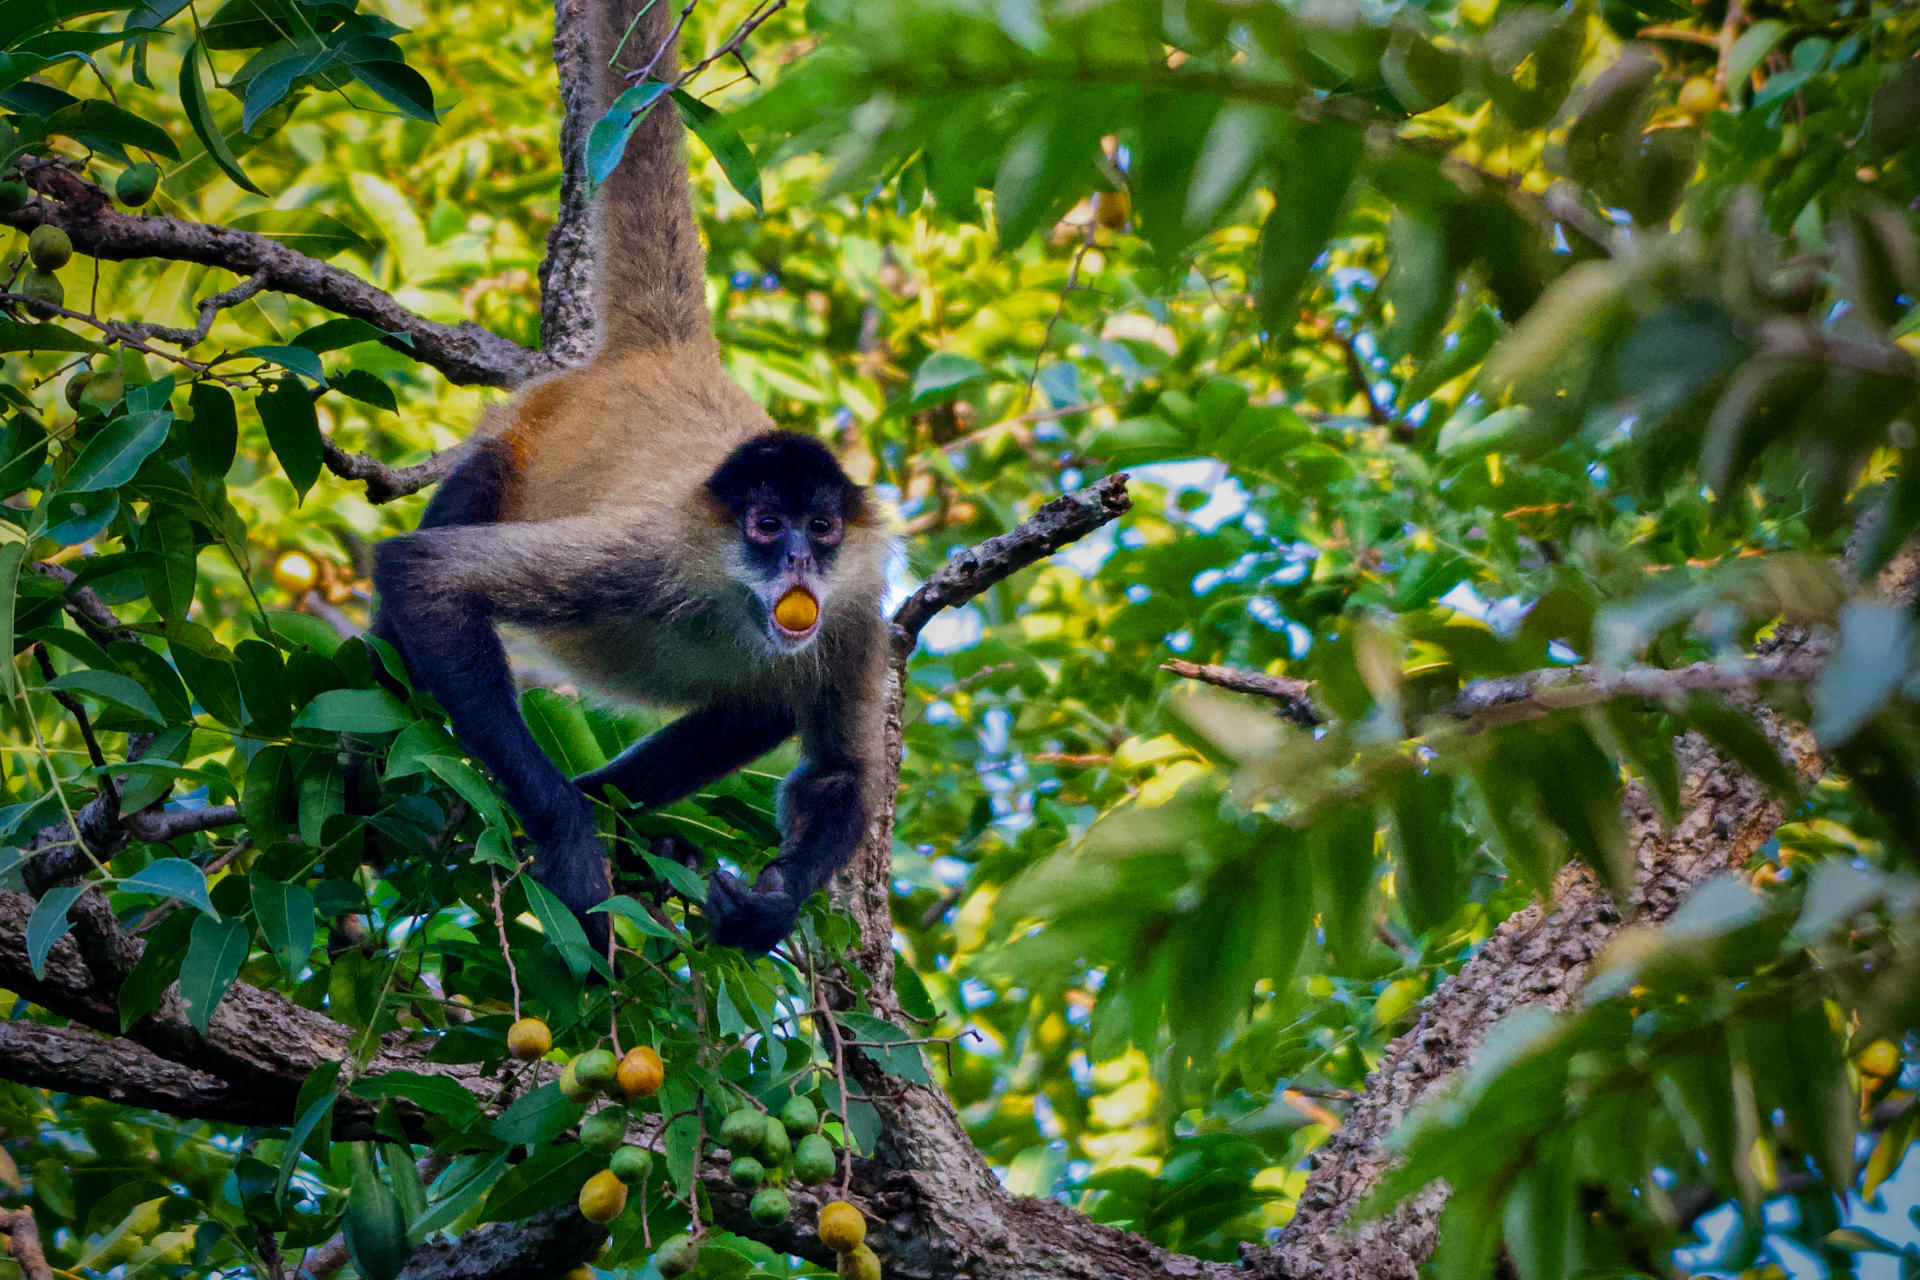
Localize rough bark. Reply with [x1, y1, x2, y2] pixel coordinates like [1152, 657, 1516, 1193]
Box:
[540, 0, 604, 364]
[0, 195, 543, 388]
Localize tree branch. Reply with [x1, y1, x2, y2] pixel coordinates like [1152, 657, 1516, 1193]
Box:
[890, 474, 1132, 652]
[1162, 659, 1321, 726]
[2, 195, 545, 388]
[3, 1208, 55, 1280]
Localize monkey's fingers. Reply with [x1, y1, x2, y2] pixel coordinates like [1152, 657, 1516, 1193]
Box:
[707, 869, 798, 955]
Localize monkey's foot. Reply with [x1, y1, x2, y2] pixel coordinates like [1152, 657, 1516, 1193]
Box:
[707, 868, 799, 955]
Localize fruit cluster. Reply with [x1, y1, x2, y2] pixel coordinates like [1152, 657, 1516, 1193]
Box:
[508, 1017, 874, 1274]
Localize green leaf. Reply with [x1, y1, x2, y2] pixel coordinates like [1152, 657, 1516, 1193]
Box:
[480, 1142, 597, 1222]
[345, 1141, 414, 1280]
[294, 318, 404, 353]
[350, 1071, 481, 1129]
[330, 369, 397, 411]
[1727, 19, 1789, 88]
[421, 755, 505, 829]
[230, 210, 372, 259]
[522, 877, 595, 978]
[179, 42, 262, 195]
[910, 352, 984, 407]
[1385, 770, 1460, 935]
[0, 320, 101, 354]
[48, 669, 164, 728]
[45, 97, 180, 160]
[490, 1080, 582, 1145]
[589, 894, 685, 942]
[837, 1012, 932, 1085]
[0, 541, 23, 700]
[586, 81, 671, 187]
[185, 382, 238, 479]
[292, 688, 410, 734]
[672, 89, 762, 213]
[256, 379, 322, 499]
[63, 409, 171, 492]
[275, 1060, 340, 1207]
[242, 344, 328, 385]
[118, 858, 214, 914]
[643, 852, 707, 903]
[1254, 119, 1364, 332]
[1811, 600, 1914, 747]
[251, 870, 314, 977]
[179, 914, 248, 1033]
[340, 38, 439, 122]
[26, 885, 84, 980]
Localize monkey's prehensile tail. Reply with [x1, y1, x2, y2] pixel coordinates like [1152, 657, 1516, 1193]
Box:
[590, 0, 712, 353]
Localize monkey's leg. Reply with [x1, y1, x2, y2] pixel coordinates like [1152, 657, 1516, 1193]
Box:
[373, 515, 615, 949]
[576, 703, 796, 807]
[707, 757, 869, 954]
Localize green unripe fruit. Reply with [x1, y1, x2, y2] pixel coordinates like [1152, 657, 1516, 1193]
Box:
[654, 1234, 698, 1277]
[18, 267, 61, 309]
[28, 225, 71, 271]
[760, 1115, 791, 1166]
[729, 1154, 765, 1188]
[780, 1095, 819, 1135]
[64, 371, 91, 410]
[720, 1107, 765, 1152]
[573, 1048, 619, 1093]
[750, 1186, 792, 1225]
[794, 1132, 836, 1186]
[559, 1057, 593, 1103]
[0, 181, 28, 214]
[116, 162, 159, 207]
[581, 1106, 628, 1153]
[78, 370, 123, 416]
[609, 1145, 654, 1184]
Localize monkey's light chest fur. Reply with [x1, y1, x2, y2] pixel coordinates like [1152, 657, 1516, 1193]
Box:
[474, 345, 890, 710]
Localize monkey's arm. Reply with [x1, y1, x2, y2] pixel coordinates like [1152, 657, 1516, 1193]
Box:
[372, 493, 615, 947]
[576, 704, 795, 808]
[706, 652, 884, 954]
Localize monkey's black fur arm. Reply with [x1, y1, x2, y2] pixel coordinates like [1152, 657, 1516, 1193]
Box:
[372, 444, 612, 946]
[706, 691, 873, 953]
[576, 704, 795, 807]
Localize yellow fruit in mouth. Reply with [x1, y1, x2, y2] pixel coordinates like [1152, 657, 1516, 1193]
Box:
[775, 588, 819, 632]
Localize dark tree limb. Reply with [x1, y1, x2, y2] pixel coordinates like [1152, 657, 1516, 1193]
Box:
[541, 0, 604, 364]
[3, 1208, 55, 1280]
[890, 473, 1132, 651]
[322, 439, 467, 505]
[1, 197, 545, 388]
[0, 1019, 257, 1123]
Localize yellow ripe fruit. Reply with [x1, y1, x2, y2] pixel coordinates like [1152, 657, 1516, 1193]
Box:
[1858, 1039, 1900, 1078]
[272, 551, 319, 594]
[617, 1045, 664, 1099]
[818, 1200, 865, 1253]
[566, 1269, 594, 1280]
[1094, 188, 1130, 230]
[838, 1243, 881, 1280]
[1678, 76, 1718, 117]
[775, 587, 819, 632]
[507, 1017, 551, 1061]
[577, 1169, 628, 1224]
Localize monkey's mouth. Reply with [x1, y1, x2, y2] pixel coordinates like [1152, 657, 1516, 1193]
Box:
[770, 586, 821, 644]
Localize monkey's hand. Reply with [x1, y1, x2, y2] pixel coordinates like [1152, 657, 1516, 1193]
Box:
[532, 829, 614, 956]
[706, 865, 800, 955]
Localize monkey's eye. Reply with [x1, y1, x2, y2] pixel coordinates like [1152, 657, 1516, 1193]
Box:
[809, 516, 841, 544]
[747, 511, 783, 543]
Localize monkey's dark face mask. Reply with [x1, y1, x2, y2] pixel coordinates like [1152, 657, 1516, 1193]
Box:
[705, 432, 866, 655]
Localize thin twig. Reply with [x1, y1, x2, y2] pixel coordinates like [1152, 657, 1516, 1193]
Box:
[1162, 659, 1321, 728]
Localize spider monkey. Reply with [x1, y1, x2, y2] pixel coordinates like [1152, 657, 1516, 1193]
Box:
[371, 0, 891, 955]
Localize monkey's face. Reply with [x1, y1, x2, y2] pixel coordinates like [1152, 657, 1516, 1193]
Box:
[705, 431, 867, 656]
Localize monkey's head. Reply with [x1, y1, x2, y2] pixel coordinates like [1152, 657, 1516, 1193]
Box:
[706, 431, 870, 654]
